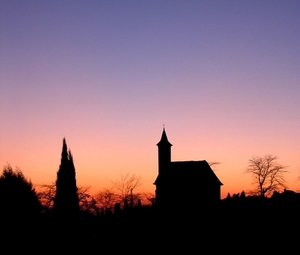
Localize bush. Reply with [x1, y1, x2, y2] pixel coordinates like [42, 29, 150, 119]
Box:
[0, 164, 41, 219]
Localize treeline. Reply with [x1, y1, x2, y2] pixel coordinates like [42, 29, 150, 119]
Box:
[1, 138, 300, 249]
[1, 163, 300, 250]
[0, 164, 153, 218]
[0, 138, 154, 219]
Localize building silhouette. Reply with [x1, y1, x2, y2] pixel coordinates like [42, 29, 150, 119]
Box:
[154, 128, 223, 208]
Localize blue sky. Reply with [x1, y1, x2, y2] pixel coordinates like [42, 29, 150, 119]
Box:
[1, 1, 299, 196]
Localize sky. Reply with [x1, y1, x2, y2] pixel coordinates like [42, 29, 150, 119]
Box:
[1, 0, 299, 198]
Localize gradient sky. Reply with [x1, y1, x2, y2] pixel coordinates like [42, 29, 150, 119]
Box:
[1, 1, 299, 198]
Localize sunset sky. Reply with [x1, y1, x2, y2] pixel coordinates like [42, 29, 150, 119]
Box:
[1, 1, 299, 198]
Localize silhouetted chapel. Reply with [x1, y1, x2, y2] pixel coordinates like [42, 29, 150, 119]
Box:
[154, 128, 223, 208]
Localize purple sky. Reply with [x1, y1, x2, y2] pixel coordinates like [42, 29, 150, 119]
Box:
[1, 1, 299, 196]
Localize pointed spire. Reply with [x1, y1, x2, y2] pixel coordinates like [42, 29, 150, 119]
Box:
[157, 127, 172, 146]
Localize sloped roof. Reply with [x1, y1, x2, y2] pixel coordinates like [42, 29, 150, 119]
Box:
[154, 160, 223, 186]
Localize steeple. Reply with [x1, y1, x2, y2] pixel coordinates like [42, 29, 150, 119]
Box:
[157, 128, 172, 175]
[157, 127, 172, 147]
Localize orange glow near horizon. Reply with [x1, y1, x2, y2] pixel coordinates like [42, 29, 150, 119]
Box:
[1, 131, 299, 200]
[1, 2, 299, 200]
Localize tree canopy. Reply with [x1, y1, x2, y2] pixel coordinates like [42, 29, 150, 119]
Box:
[0, 164, 41, 218]
[53, 138, 79, 216]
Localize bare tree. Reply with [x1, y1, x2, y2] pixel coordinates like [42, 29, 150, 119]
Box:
[77, 186, 99, 215]
[37, 183, 56, 211]
[245, 154, 288, 197]
[208, 161, 221, 171]
[112, 173, 142, 208]
[95, 187, 118, 212]
[141, 192, 155, 206]
[37, 184, 99, 214]
[208, 161, 220, 167]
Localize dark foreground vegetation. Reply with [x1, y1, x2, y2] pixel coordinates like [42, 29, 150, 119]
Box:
[1, 195, 299, 253]
[1, 138, 298, 252]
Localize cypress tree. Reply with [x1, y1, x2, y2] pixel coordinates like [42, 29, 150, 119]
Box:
[53, 138, 79, 216]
